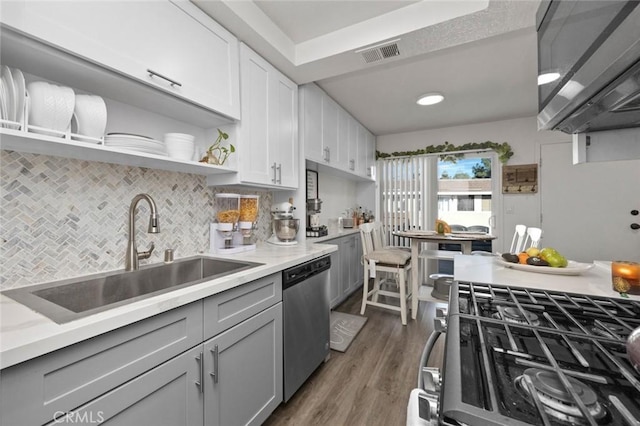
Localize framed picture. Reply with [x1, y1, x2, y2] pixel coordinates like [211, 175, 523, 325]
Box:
[306, 170, 318, 199]
[502, 163, 538, 193]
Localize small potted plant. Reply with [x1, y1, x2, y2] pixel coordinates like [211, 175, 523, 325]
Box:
[200, 129, 235, 165]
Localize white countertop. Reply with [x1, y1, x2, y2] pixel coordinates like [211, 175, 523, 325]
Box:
[306, 228, 360, 243]
[0, 241, 337, 369]
[454, 255, 640, 300]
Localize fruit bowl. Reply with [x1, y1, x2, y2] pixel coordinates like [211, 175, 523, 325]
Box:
[495, 256, 595, 275]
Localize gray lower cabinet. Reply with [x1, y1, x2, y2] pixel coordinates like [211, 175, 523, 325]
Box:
[203, 303, 283, 426]
[0, 302, 203, 426]
[325, 233, 363, 308]
[329, 245, 342, 307]
[55, 345, 203, 426]
[0, 273, 284, 426]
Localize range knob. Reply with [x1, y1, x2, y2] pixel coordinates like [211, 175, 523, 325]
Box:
[434, 317, 447, 332]
[422, 367, 442, 393]
[417, 391, 440, 425]
[436, 307, 448, 318]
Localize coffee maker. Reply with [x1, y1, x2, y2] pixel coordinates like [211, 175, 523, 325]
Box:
[306, 198, 328, 237]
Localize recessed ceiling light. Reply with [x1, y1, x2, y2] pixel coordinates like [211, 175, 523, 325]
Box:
[416, 93, 444, 106]
[538, 72, 560, 85]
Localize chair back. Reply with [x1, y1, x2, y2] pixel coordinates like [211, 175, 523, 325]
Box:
[359, 222, 376, 256]
[509, 224, 528, 253]
[359, 221, 387, 255]
[524, 227, 542, 249]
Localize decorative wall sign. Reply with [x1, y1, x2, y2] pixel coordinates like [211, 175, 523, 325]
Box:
[502, 163, 538, 194]
[306, 169, 319, 199]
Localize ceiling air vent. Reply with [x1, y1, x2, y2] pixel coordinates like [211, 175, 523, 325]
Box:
[357, 39, 401, 64]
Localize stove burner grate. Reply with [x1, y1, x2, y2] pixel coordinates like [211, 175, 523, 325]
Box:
[515, 368, 607, 424]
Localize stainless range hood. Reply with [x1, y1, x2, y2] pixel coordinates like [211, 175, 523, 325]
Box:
[537, 1, 640, 134]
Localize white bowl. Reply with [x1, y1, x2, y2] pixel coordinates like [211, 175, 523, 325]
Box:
[167, 145, 194, 161]
[51, 85, 75, 132]
[27, 81, 55, 129]
[74, 94, 107, 138]
[164, 132, 194, 142]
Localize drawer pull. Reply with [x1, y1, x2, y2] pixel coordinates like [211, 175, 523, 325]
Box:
[147, 69, 182, 87]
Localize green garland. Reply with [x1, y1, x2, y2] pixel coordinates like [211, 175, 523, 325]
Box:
[376, 141, 514, 164]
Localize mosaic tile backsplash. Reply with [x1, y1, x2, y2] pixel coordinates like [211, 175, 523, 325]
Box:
[0, 151, 273, 289]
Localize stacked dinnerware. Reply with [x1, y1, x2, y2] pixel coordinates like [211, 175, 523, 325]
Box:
[26, 81, 75, 134]
[73, 94, 107, 139]
[164, 133, 195, 161]
[0, 66, 27, 129]
[104, 133, 167, 156]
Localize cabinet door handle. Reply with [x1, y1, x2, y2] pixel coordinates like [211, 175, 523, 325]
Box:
[195, 351, 204, 392]
[147, 69, 182, 87]
[271, 162, 277, 183]
[324, 147, 330, 163]
[209, 345, 219, 384]
[349, 159, 355, 170]
[277, 164, 282, 184]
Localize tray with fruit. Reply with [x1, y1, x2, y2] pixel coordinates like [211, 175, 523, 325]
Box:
[496, 247, 595, 275]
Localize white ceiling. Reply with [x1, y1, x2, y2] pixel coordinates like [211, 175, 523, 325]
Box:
[193, 0, 542, 136]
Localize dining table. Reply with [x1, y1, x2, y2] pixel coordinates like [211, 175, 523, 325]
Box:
[393, 230, 497, 319]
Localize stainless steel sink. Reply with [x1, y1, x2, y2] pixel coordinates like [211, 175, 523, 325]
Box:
[2, 256, 262, 324]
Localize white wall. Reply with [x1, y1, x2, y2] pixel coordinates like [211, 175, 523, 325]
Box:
[317, 171, 358, 225]
[377, 116, 570, 252]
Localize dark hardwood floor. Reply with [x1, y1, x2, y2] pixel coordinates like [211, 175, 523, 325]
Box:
[264, 288, 447, 426]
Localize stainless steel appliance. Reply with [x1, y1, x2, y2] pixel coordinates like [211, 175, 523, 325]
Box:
[306, 198, 328, 237]
[282, 256, 331, 402]
[267, 201, 299, 246]
[536, 0, 640, 133]
[409, 281, 640, 425]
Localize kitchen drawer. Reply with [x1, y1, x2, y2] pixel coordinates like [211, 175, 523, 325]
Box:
[203, 273, 282, 340]
[0, 302, 202, 426]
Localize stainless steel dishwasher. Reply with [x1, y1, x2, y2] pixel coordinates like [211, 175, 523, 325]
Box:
[282, 255, 331, 402]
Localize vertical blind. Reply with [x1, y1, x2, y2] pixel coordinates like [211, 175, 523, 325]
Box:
[377, 155, 437, 247]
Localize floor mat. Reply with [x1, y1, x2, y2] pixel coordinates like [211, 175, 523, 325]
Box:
[330, 311, 367, 352]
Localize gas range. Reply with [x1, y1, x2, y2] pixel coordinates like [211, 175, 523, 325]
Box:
[412, 281, 640, 426]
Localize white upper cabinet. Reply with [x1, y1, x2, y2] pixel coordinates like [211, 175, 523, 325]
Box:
[366, 130, 376, 178]
[336, 106, 350, 171]
[300, 83, 374, 181]
[321, 95, 339, 166]
[1, 0, 240, 120]
[271, 75, 299, 188]
[300, 84, 324, 163]
[211, 44, 298, 189]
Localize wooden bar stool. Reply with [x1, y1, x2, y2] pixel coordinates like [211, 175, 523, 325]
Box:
[359, 222, 412, 325]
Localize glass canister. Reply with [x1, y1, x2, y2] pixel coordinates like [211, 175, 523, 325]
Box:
[215, 193, 240, 231]
[239, 195, 259, 236]
[239, 195, 259, 223]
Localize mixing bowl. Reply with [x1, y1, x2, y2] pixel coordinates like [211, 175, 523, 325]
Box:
[273, 219, 299, 241]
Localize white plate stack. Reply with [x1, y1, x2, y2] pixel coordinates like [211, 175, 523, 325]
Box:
[1, 66, 27, 129]
[164, 133, 195, 161]
[104, 133, 167, 156]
